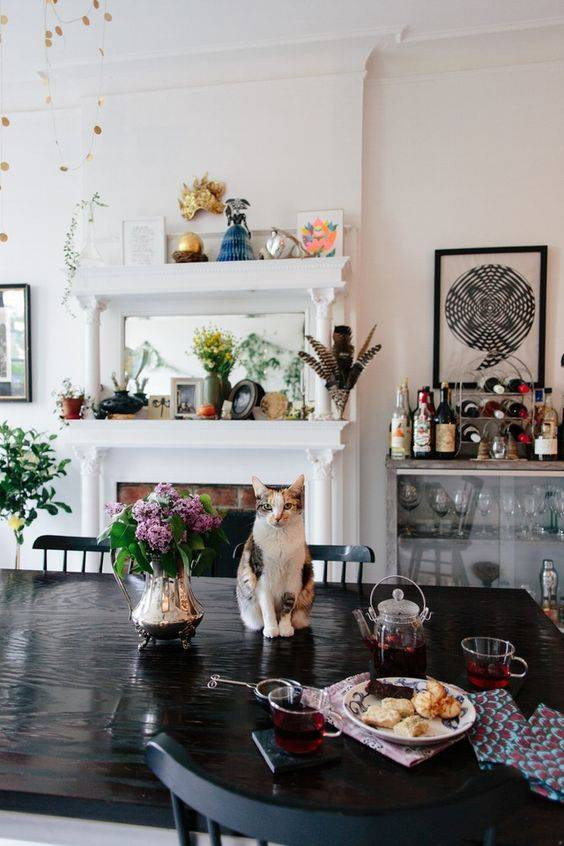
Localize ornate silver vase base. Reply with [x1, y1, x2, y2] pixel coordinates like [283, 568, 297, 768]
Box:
[133, 620, 200, 651]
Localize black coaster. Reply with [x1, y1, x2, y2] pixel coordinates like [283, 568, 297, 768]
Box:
[452, 672, 525, 699]
[252, 729, 341, 774]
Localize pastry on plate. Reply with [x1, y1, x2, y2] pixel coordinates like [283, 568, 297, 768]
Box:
[393, 716, 429, 738]
[361, 705, 402, 729]
[412, 690, 441, 719]
[438, 694, 462, 720]
[381, 697, 415, 718]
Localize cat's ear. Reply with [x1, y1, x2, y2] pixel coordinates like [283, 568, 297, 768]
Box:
[287, 474, 305, 495]
[251, 476, 268, 498]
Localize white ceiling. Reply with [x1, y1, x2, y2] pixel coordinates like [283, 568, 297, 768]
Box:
[3, 0, 564, 84]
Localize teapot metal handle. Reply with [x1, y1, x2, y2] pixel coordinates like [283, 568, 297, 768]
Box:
[369, 574, 431, 622]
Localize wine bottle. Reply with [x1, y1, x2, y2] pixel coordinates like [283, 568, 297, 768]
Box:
[505, 422, 532, 445]
[400, 378, 412, 458]
[534, 388, 558, 461]
[481, 399, 504, 419]
[390, 386, 409, 460]
[501, 399, 528, 420]
[423, 386, 436, 417]
[434, 381, 457, 459]
[459, 398, 480, 418]
[412, 389, 434, 459]
[506, 378, 530, 394]
[461, 423, 481, 443]
[479, 376, 505, 394]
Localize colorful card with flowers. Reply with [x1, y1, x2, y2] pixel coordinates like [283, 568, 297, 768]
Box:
[296, 209, 343, 258]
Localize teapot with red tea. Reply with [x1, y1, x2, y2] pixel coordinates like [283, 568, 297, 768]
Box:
[353, 575, 432, 679]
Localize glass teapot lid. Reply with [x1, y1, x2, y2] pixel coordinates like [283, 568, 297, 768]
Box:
[368, 575, 431, 624]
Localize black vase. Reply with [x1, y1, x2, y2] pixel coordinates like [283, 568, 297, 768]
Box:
[99, 390, 144, 417]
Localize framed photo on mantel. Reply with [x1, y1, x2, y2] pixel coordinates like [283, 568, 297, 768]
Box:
[122, 216, 166, 266]
[433, 246, 547, 388]
[0, 284, 31, 402]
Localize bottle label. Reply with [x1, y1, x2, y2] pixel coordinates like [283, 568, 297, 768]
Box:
[436, 423, 456, 453]
[534, 437, 558, 456]
[413, 420, 431, 453]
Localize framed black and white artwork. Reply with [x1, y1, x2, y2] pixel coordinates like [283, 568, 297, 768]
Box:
[0, 284, 31, 402]
[433, 246, 547, 388]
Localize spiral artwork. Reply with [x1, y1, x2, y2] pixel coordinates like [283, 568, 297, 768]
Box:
[445, 263, 535, 370]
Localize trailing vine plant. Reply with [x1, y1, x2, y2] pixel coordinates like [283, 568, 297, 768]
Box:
[62, 192, 107, 313]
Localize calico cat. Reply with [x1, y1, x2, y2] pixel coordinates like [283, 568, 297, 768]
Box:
[236, 475, 314, 638]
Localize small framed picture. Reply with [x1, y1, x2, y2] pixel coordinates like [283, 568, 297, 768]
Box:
[0, 284, 31, 402]
[171, 378, 203, 419]
[122, 217, 166, 266]
[148, 395, 171, 419]
[296, 209, 343, 258]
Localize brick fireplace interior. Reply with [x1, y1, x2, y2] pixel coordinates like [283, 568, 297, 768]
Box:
[117, 483, 256, 577]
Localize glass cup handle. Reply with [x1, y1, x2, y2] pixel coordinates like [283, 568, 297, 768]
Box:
[323, 710, 343, 738]
[510, 656, 528, 678]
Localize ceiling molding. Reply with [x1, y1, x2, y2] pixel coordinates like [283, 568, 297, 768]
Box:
[399, 14, 564, 43]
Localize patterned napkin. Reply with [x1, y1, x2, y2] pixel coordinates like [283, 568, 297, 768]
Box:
[467, 689, 564, 803]
[325, 672, 463, 768]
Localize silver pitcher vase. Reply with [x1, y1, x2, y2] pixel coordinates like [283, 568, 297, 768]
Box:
[115, 560, 204, 651]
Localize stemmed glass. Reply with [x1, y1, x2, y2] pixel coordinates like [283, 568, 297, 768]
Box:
[519, 492, 536, 540]
[398, 481, 420, 537]
[453, 487, 472, 538]
[533, 485, 548, 536]
[476, 489, 494, 537]
[500, 491, 519, 540]
[553, 490, 564, 540]
[427, 486, 451, 536]
[545, 488, 560, 534]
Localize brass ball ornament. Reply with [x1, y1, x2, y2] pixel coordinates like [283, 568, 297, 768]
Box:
[177, 231, 203, 254]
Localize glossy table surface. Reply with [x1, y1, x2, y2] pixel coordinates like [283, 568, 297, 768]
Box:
[0, 571, 562, 843]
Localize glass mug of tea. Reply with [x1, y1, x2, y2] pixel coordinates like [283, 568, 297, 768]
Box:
[461, 636, 528, 690]
[268, 685, 342, 755]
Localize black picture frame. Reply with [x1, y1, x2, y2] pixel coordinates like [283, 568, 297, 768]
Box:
[0, 284, 32, 402]
[229, 380, 265, 420]
[433, 246, 547, 388]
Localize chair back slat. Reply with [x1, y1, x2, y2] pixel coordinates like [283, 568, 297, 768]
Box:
[233, 543, 374, 585]
[32, 535, 111, 573]
[146, 733, 528, 846]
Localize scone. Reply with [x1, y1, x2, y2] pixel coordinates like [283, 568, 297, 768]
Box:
[438, 694, 462, 720]
[381, 697, 415, 718]
[427, 678, 446, 704]
[361, 705, 402, 729]
[412, 690, 441, 719]
[393, 715, 429, 738]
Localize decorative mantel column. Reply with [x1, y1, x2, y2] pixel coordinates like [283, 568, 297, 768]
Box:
[306, 448, 334, 545]
[73, 446, 105, 536]
[308, 287, 335, 419]
[79, 296, 107, 409]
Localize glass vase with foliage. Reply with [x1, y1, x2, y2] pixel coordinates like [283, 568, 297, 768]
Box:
[0, 424, 71, 567]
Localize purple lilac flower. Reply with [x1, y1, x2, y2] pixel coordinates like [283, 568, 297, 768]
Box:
[135, 518, 173, 553]
[105, 502, 125, 518]
[171, 496, 221, 534]
[132, 499, 161, 522]
[150, 482, 180, 503]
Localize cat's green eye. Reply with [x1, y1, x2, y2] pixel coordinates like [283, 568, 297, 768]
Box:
[262, 503, 272, 511]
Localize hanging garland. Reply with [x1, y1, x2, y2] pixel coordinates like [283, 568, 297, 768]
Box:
[43, 0, 112, 173]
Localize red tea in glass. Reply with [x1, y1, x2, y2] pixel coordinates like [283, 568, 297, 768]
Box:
[268, 686, 341, 756]
[461, 637, 527, 690]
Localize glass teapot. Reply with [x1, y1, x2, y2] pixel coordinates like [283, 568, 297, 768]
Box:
[353, 575, 432, 679]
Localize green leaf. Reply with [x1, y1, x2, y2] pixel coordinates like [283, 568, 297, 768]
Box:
[55, 501, 72, 513]
[169, 513, 185, 543]
[113, 548, 131, 579]
[44, 503, 58, 515]
[188, 532, 204, 551]
[199, 493, 214, 514]
[160, 551, 178, 578]
[177, 544, 191, 571]
[109, 520, 136, 550]
[192, 547, 216, 576]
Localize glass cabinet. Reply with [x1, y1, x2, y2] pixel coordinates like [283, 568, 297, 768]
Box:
[386, 458, 564, 600]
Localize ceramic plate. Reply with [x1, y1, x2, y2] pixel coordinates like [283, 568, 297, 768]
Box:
[343, 677, 476, 746]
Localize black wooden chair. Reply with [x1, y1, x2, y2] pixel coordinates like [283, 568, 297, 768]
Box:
[233, 542, 374, 585]
[146, 732, 528, 846]
[32, 535, 111, 573]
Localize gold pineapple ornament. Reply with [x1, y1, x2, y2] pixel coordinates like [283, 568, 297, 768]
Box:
[298, 324, 381, 419]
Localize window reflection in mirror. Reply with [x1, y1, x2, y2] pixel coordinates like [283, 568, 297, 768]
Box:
[124, 313, 305, 399]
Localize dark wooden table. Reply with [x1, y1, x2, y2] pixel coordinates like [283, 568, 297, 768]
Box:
[0, 572, 562, 844]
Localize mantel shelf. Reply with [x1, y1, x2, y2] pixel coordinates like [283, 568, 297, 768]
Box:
[73, 256, 349, 302]
[63, 419, 349, 451]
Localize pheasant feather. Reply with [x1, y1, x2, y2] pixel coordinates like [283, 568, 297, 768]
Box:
[356, 324, 377, 361]
[297, 351, 328, 382]
[305, 335, 338, 374]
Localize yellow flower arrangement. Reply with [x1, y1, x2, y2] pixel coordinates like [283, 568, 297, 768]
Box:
[192, 326, 238, 378]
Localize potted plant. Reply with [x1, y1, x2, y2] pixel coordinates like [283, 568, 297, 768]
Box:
[100, 483, 226, 649]
[192, 326, 238, 415]
[0, 423, 71, 568]
[53, 378, 87, 421]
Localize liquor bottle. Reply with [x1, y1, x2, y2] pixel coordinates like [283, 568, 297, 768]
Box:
[534, 388, 558, 461]
[501, 399, 528, 420]
[461, 423, 481, 443]
[400, 378, 412, 458]
[506, 378, 530, 394]
[434, 381, 457, 459]
[412, 389, 434, 459]
[423, 386, 436, 417]
[539, 559, 558, 622]
[481, 399, 504, 419]
[478, 375, 505, 394]
[390, 386, 408, 460]
[505, 422, 532, 445]
[458, 398, 480, 418]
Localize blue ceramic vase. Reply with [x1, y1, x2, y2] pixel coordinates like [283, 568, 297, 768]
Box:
[217, 198, 255, 261]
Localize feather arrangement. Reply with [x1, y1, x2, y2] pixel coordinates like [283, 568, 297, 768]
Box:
[298, 324, 381, 418]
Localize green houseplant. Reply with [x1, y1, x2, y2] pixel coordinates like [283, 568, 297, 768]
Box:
[0, 423, 71, 567]
[53, 378, 87, 421]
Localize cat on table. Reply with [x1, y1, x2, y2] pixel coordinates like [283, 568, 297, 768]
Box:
[236, 475, 314, 638]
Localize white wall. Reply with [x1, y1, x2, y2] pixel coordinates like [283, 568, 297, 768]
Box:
[360, 60, 564, 574]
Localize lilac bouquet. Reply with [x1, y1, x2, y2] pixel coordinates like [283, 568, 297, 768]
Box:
[100, 482, 226, 578]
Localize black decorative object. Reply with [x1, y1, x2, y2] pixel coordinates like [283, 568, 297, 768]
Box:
[99, 390, 144, 417]
[0, 284, 31, 402]
[229, 379, 264, 419]
[434, 247, 547, 388]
